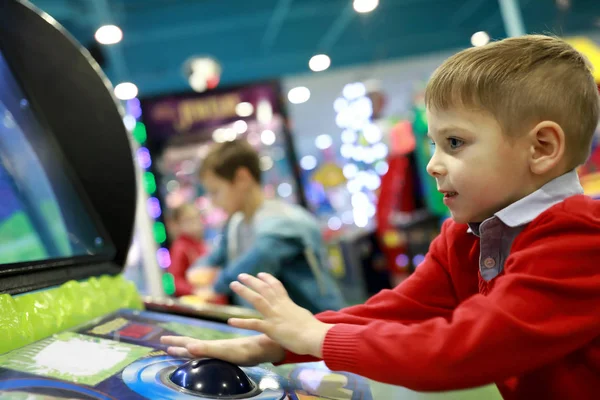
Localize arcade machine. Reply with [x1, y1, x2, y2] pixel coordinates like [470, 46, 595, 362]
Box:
[373, 94, 444, 287]
[0, 1, 501, 399]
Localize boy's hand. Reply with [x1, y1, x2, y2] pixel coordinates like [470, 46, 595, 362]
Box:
[227, 273, 333, 358]
[187, 267, 219, 286]
[161, 334, 285, 366]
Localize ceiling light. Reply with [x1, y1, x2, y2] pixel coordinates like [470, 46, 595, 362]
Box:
[261, 130, 276, 146]
[185, 57, 221, 92]
[260, 156, 274, 171]
[315, 134, 333, 150]
[471, 31, 490, 47]
[309, 54, 331, 72]
[235, 102, 254, 117]
[189, 73, 207, 92]
[95, 25, 123, 45]
[114, 82, 138, 100]
[300, 155, 317, 170]
[353, 0, 379, 14]
[277, 182, 293, 198]
[233, 120, 248, 134]
[288, 87, 310, 104]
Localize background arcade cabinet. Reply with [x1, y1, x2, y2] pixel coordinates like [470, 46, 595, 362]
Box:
[0, 1, 501, 399]
[137, 82, 306, 302]
[564, 36, 600, 199]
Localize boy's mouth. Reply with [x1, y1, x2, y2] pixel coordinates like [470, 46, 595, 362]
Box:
[440, 191, 458, 199]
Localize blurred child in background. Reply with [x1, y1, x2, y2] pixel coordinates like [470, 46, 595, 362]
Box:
[187, 139, 346, 313]
[167, 203, 208, 297]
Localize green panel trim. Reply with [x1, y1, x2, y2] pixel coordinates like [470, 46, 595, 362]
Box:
[0, 274, 142, 355]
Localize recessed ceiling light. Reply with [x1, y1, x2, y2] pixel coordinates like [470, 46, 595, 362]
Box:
[288, 87, 310, 104]
[309, 54, 331, 72]
[471, 31, 490, 47]
[114, 82, 138, 100]
[235, 102, 254, 117]
[95, 25, 123, 45]
[353, 0, 379, 13]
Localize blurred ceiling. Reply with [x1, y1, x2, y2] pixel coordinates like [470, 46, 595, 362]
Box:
[27, 0, 600, 97]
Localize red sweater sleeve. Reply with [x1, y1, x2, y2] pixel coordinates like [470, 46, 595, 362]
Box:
[319, 206, 600, 391]
[282, 218, 459, 364]
[169, 241, 195, 297]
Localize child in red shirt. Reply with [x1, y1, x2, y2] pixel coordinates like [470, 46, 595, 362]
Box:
[167, 203, 207, 297]
[162, 35, 600, 399]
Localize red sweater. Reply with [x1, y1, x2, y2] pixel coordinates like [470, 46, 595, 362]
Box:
[284, 195, 600, 399]
[168, 234, 207, 297]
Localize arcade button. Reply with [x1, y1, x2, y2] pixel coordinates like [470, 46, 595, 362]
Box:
[122, 355, 286, 399]
[168, 359, 260, 398]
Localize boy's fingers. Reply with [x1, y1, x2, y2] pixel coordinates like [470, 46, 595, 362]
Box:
[228, 318, 269, 334]
[230, 281, 272, 315]
[238, 274, 272, 297]
[161, 335, 195, 347]
[257, 273, 288, 297]
[187, 341, 241, 363]
[166, 346, 193, 358]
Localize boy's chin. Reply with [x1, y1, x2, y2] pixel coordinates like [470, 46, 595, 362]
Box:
[449, 212, 472, 225]
[451, 210, 492, 225]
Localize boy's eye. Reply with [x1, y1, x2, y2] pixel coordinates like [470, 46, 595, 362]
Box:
[429, 140, 436, 153]
[448, 137, 464, 149]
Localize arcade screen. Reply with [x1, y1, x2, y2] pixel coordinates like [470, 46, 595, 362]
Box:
[0, 49, 114, 266]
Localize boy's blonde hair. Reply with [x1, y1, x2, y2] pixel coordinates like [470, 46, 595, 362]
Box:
[425, 34, 600, 168]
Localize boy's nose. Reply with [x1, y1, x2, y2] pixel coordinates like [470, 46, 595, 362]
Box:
[426, 155, 447, 177]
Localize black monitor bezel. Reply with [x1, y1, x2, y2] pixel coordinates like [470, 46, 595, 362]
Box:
[0, 43, 118, 273]
[0, 0, 137, 293]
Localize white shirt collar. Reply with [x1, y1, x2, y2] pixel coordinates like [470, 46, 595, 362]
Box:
[467, 169, 584, 234]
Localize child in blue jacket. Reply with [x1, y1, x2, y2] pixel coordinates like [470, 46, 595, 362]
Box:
[188, 139, 345, 313]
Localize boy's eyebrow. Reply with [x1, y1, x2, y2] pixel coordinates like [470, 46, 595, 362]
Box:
[429, 126, 472, 137]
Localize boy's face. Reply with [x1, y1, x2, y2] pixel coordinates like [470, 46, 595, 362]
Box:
[178, 207, 204, 238]
[201, 170, 245, 215]
[426, 107, 533, 224]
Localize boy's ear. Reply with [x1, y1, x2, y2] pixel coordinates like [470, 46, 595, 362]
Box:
[526, 120, 566, 175]
[234, 166, 253, 184]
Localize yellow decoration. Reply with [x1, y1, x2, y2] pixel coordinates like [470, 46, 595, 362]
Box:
[382, 230, 401, 248]
[327, 245, 345, 278]
[312, 162, 346, 188]
[180, 294, 207, 306]
[564, 36, 600, 82]
[581, 172, 600, 197]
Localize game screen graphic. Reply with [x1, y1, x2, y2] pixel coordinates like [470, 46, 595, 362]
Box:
[0, 50, 114, 266]
[0, 309, 373, 400]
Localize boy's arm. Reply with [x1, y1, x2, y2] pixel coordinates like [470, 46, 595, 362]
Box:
[316, 211, 600, 391]
[212, 236, 296, 295]
[281, 218, 460, 364]
[188, 231, 227, 273]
